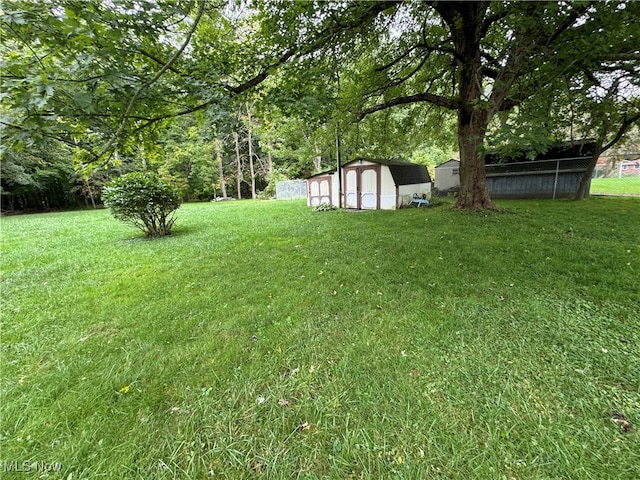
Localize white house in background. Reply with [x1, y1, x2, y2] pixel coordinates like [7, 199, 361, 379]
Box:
[434, 159, 460, 192]
[307, 158, 432, 210]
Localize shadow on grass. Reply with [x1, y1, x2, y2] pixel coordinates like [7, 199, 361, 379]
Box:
[115, 224, 200, 243]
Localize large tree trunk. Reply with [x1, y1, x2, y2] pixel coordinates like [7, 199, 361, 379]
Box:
[575, 143, 603, 200]
[456, 110, 496, 210]
[445, 1, 497, 210]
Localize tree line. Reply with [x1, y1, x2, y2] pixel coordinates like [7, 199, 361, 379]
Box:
[2, 0, 639, 212]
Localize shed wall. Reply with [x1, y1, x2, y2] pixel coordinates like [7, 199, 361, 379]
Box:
[307, 174, 338, 207]
[308, 159, 432, 209]
[435, 164, 460, 191]
[380, 166, 397, 209]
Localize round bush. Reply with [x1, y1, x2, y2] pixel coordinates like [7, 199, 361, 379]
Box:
[102, 172, 182, 237]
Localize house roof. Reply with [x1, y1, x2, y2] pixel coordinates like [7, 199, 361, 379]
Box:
[342, 157, 413, 167]
[342, 157, 431, 185]
[389, 163, 432, 185]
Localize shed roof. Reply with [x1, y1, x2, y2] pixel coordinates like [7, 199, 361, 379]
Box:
[306, 169, 336, 179]
[344, 157, 432, 185]
[435, 159, 460, 169]
[485, 140, 597, 164]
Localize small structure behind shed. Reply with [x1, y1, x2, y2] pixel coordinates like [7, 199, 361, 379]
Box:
[307, 158, 431, 210]
[485, 141, 595, 199]
[433, 142, 595, 199]
[434, 159, 460, 193]
[307, 171, 337, 206]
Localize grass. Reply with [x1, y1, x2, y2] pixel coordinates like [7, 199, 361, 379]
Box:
[591, 177, 640, 196]
[1, 197, 639, 479]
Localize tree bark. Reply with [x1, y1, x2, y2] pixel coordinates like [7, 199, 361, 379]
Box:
[456, 109, 496, 210]
[215, 140, 227, 199]
[440, 2, 497, 210]
[574, 144, 603, 200]
[246, 103, 257, 199]
[233, 131, 242, 199]
[313, 141, 322, 172]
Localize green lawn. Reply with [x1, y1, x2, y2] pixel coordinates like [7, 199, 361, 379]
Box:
[591, 177, 640, 195]
[1, 198, 639, 479]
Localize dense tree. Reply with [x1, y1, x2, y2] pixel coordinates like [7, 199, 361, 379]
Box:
[250, 1, 639, 207]
[1, 140, 76, 211]
[159, 116, 218, 201]
[3, 1, 638, 210]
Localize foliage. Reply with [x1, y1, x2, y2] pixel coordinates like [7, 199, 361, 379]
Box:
[159, 117, 217, 201]
[101, 172, 181, 237]
[312, 202, 337, 211]
[486, 3, 640, 198]
[257, 1, 640, 208]
[1, 139, 77, 211]
[2, 1, 639, 209]
[1, 0, 233, 159]
[1, 198, 639, 478]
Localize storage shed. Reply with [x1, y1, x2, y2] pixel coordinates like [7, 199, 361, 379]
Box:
[434, 159, 461, 193]
[307, 158, 431, 210]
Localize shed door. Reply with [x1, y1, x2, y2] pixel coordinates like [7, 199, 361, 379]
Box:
[343, 165, 381, 210]
[307, 176, 332, 206]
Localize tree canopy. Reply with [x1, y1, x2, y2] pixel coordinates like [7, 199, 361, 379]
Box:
[2, 0, 639, 210]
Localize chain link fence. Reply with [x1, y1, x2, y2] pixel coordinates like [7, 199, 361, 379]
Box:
[275, 180, 307, 200]
[591, 155, 640, 196]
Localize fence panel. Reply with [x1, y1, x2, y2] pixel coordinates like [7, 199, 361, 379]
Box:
[275, 180, 307, 200]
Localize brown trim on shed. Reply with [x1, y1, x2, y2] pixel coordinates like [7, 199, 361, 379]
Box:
[307, 175, 332, 207]
[342, 164, 381, 209]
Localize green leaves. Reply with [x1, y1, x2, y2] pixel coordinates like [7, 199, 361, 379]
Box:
[102, 172, 182, 237]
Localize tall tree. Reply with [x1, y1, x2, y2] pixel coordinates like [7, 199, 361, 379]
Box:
[4, 1, 638, 209]
[258, 1, 638, 208]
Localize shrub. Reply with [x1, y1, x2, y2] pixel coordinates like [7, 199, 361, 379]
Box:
[102, 172, 182, 237]
[313, 202, 338, 211]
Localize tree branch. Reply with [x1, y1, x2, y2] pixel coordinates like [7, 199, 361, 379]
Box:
[137, 48, 183, 75]
[375, 45, 418, 73]
[603, 110, 640, 152]
[359, 92, 459, 119]
[94, 0, 206, 161]
[225, 1, 402, 97]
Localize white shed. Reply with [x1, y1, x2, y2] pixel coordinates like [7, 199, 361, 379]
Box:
[307, 158, 432, 210]
[434, 159, 460, 192]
